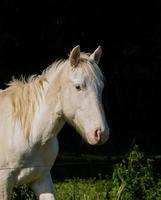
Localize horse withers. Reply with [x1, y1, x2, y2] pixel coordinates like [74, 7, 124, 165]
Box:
[0, 45, 109, 200]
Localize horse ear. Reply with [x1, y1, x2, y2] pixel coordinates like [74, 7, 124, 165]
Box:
[69, 45, 80, 66]
[90, 46, 102, 64]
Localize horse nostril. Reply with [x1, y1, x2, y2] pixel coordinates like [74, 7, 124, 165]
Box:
[94, 128, 102, 141]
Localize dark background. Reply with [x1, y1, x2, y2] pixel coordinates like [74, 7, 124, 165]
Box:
[0, 0, 161, 157]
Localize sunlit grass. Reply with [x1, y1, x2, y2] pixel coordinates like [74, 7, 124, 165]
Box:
[12, 178, 111, 200]
[55, 178, 111, 200]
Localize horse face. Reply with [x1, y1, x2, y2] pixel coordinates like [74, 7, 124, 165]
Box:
[61, 46, 109, 145]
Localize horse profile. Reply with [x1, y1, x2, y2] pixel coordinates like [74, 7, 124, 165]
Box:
[0, 45, 109, 200]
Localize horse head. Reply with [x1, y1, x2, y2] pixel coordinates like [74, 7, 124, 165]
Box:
[61, 45, 109, 145]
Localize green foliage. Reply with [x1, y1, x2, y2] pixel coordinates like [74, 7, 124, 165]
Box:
[55, 178, 111, 200]
[11, 179, 111, 200]
[10, 145, 161, 200]
[109, 145, 161, 200]
[11, 185, 36, 200]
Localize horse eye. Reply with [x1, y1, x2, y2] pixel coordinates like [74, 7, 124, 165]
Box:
[75, 85, 81, 91]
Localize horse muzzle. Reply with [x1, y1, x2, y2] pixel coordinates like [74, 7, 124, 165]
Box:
[86, 128, 110, 145]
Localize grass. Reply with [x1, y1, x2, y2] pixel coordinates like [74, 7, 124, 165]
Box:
[55, 178, 111, 200]
[12, 178, 111, 200]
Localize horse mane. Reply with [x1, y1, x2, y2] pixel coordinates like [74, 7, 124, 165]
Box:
[2, 52, 104, 141]
[4, 60, 64, 140]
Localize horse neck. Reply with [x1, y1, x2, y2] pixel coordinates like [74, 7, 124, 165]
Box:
[31, 62, 66, 144]
[45, 61, 66, 114]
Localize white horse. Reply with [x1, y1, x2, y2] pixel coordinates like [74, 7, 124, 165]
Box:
[0, 45, 109, 200]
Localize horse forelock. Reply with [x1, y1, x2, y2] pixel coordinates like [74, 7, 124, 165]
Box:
[76, 52, 105, 88]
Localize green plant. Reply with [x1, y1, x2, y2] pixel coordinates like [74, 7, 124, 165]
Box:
[11, 178, 111, 200]
[55, 178, 111, 200]
[11, 184, 36, 200]
[109, 144, 161, 200]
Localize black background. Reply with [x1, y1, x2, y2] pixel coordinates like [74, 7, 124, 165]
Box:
[0, 0, 161, 156]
